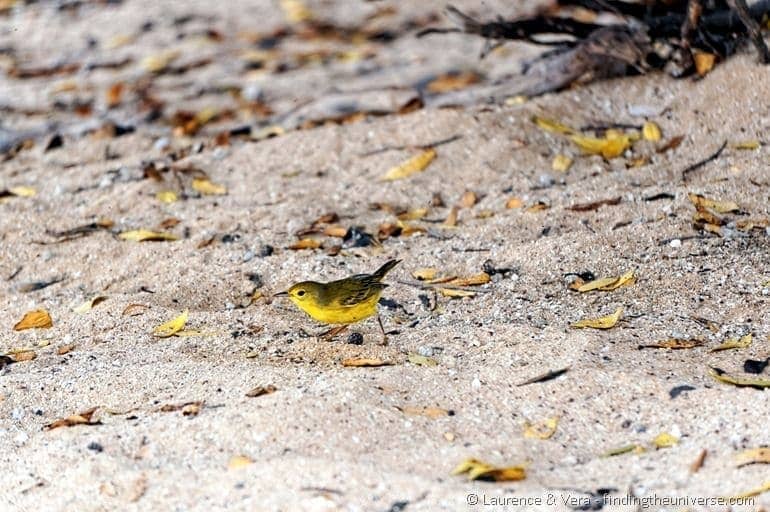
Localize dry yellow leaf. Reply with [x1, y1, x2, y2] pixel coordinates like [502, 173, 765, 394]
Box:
[652, 432, 679, 449]
[341, 357, 391, 367]
[9, 186, 36, 197]
[642, 338, 703, 349]
[576, 270, 635, 292]
[525, 201, 549, 212]
[10, 350, 36, 362]
[119, 230, 178, 242]
[687, 193, 740, 213]
[407, 353, 438, 367]
[552, 154, 573, 172]
[73, 296, 107, 314]
[141, 50, 180, 73]
[443, 206, 459, 227]
[397, 208, 429, 221]
[13, 309, 53, 330]
[397, 406, 449, 419]
[735, 448, 770, 467]
[733, 140, 760, 150]
[438, 288, 476, 298]
[381, 149, 436, 181]
[693, 51, 716, 76]
[729, 481, 770, 499]
[412, 268, 438, 281]
[44, 407, 100, 430]
[451, 458, 526, 482]
[459, 190, 478, 208]
[228, 455, 254, 470]
[505, 197, 523, 209]
[710, 333, 752, 352]
[156, 190, 178, 203]
[642, 121, 662, 142]
[602, 444, 646, 457]
[569, 134, 631, 159]
[192, 177, 227, 196]
[280, 0, 313, 22]
[571, 307, 623, 329]
[532, 116, 574, 135]
[289, 238, 321, 250]
[153, 310, 189, 338]
[709, 367, 770, 388]
[523, 417, 559, 439]
[445, 273, 491, 287]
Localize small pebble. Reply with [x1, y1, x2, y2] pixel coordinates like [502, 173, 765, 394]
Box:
[258, 245, 274, 257]
[13, 430, 29, 446]
[669, 238, 682, 248]
[537, 173, 555, 188]
[347, 332, 364, 345]
[242, 250, 255, 263]
[154, 137, 170, 151]
[416, 345, 435, 357]
[87, 441, 103, 452]
[225, 302, 236, 310]
[11, 408, 24, 421]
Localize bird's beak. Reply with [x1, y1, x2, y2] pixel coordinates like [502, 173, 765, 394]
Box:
[273, 290, 289, 297]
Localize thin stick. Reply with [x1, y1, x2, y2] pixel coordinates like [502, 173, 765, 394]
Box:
[681, 140, 727, 181]
[727, 0, 770, 63]
[377, 314, 388, 346]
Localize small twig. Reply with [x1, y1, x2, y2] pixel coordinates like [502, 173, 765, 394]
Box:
[681, 140, 727, 181]
[358, 134, 462, 157]
[727, 0, 770, 63]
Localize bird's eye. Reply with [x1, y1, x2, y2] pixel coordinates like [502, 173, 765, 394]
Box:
[296, 290, 306, 297]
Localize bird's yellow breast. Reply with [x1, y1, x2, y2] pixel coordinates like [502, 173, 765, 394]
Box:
[294, 290, 381, 325]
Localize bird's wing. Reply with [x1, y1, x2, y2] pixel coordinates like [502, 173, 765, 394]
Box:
[329, 277, 386, 307]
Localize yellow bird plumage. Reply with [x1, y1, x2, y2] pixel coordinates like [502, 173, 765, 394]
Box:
[276, 259, 400, 341]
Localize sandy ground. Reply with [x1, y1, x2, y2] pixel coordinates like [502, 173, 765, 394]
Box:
[1, 1, 770, 511]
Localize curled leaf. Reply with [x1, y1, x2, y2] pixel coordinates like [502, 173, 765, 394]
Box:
[73, 296, 107, 314]
[45, 407, 100, 430]
[289, 238, 322, 250]
[574, 270, 635, 292]
[451, 458, 526, 482]
[710, 334, 752, 352]
[569, 133, 631, 159]
[709, 367, 770, 389]
[153, 310, 189, 338]
[571, 307, 623, 329]
[523, 417, 559, 440]
[735, 448, 770, 467]
[407, 353, 438, 367]
[687, 193, 739, 213]
[119, 230, 178, 242]
[381, 149, 436, 181]
[192, 177, 227, 196]
[342, 357, 391, 367]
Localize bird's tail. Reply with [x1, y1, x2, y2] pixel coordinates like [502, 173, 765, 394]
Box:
[371, 259, 401, 281]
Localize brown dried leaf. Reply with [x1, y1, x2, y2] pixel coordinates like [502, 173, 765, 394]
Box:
[341, 357, 391, 367]
[657, 135, 685, 153]
[574, 271, 635, 292]
[640, 338, 703, 349]
[688, 193, 740, 213]
[10, 350, 36, 362]
[523, 417, 559, 439]
[438, 288, 476, 298]
[525, 201, 549, 213]
[412, 268, 438, 281]
[443, 206, 459, 227]
[44, 407, 100, 430]
[567, 197, 621, 212]
[397, 406, 449, 419]
[122, 303, 149, 317]
[57, 344, 76, 355]
[693, 51, 716, 76]
[735, 448, 770, 467]
[119, 230, 178, 242]
[245, 385, 277, 398]
[445, 272, 491, 287]
[709, 367, 770, 389]
[426, 71, 481, 93]
[192, 177, 227, 196]
[505, 197, 523, 209]
[289, 238, 322, 250]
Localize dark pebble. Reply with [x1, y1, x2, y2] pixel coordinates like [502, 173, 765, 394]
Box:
[669, 384, 696, 399]
[347, 332, 364, 345]
[87, 442, 103, 452]
[743, 358, 769, 374]
[258, 245, 274, 257]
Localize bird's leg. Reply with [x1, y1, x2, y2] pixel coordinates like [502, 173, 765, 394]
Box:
[377, 314, 388, 346]
[318, 325, 348, 341]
